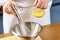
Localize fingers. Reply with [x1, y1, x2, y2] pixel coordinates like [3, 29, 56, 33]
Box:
[8, 4, 16, 15]
[34, 0, 38, 6]
[3, 1, 16, 16]
[35, 0, 48, 9]
[44, 0, 48, 8]
[36, 0, 41, 8]
[3, 1, 11, 14]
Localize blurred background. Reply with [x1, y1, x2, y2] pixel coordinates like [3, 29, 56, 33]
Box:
[0, 6, 3, 34]
[51, 0, 60, 23]
[0, 0, 60, 34]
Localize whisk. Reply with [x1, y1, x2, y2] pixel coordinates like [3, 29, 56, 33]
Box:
[10, 3, 31, 36]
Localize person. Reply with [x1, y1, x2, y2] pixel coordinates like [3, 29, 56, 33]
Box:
[3, 0, 52, 33]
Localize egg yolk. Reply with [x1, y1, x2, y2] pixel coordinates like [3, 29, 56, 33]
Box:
[32, 9, 44, 18]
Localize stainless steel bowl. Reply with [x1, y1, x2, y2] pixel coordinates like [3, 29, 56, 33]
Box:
[11, 22, 41, 37]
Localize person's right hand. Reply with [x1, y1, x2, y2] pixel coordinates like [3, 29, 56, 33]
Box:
[3, 0, 17, 16]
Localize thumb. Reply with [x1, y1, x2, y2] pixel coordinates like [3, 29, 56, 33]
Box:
[34, 0, 38, 6]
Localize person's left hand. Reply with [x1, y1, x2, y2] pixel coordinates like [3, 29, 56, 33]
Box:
[34, 0, 48, 9]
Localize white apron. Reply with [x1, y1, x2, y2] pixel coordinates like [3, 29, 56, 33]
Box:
[3, 0, 52, 33]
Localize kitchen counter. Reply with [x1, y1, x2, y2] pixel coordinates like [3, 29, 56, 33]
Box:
[0, 22, 60, 40]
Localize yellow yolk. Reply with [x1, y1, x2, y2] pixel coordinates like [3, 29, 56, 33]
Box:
[32, 9, 44, 18]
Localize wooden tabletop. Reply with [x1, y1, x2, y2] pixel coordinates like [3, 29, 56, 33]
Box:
[0, 22, 60, 40]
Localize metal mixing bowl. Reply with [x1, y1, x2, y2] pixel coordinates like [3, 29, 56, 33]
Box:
[11, 22, 41, 37]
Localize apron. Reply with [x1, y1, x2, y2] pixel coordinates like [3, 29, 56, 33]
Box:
[3, 0, 52, 33]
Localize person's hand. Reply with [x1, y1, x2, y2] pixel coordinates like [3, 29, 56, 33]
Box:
[3, 0, 17, 16]
[3, 0, 48, 16]
[34, 0, 48, 9]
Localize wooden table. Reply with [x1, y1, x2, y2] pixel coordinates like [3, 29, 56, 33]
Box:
[0, 22, 60, 40]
